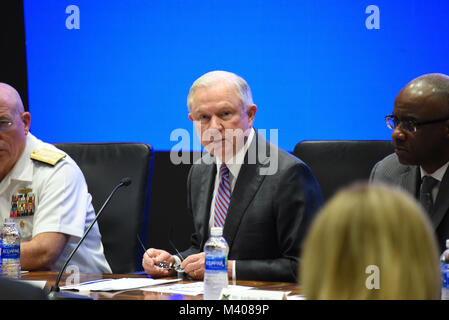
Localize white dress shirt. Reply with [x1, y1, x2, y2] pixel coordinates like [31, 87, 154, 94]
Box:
[420, 161, 449, 203]
[173, 128, 255, 280]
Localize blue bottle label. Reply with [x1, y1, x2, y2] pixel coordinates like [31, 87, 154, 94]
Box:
[442, 264, 449, 289]
[205, 256, 227, 272]
[2, 245, 20, 260]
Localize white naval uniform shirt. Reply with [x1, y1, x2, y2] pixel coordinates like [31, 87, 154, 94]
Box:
[0, 133, 111, 273]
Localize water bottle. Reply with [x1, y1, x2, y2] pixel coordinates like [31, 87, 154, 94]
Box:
[1, 218, 21, 279]
[0, 230, 2, 275]
[442, 239, 449, 300]
[204, 227, 229, 300]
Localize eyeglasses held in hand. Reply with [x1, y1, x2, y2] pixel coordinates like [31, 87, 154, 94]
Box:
[137, 234, 174, 270]
[137, 232, 186, 272]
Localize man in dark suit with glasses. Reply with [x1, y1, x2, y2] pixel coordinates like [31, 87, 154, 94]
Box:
[370, 73, 449, 251]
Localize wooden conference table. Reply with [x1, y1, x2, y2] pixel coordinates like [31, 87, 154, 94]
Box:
[22, 271, 301, 300]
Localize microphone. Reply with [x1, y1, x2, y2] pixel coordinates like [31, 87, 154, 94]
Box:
[48, 177, 132, 300]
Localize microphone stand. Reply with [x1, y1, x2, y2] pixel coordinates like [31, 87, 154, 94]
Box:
[47, 178, 131, 300]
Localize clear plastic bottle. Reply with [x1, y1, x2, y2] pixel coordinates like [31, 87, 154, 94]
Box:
[1, 218, 21, 279]
[0, 229, 2, 276]
[203, 227, 229, 300]
[441, 239, 449, 300]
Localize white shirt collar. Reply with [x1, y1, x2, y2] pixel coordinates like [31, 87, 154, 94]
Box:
[215, 128, 255, 179]
[420, 161, 449, 182]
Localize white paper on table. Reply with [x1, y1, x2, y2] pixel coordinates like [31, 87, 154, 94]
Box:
[60, 278, 181, 291]
[287, 294, 306, 300]
[141, 282, 253, 296]
[219, 287, 291, 300]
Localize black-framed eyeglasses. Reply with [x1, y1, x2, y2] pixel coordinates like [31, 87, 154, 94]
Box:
[0, 120, 13, 132]
[385, 115, 449, 133]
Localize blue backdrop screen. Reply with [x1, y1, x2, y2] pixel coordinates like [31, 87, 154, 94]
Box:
[23, 1, 449, 151]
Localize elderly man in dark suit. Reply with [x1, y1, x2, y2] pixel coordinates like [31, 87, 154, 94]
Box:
[370, 73, 449, 251]
[142, 70, 322, 282]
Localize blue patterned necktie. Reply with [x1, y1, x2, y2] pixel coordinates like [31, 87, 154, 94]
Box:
[214, 164, 231, 228]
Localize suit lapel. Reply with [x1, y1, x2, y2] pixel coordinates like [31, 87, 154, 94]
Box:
[399, 164, 449, 229]
[222, 133, 269, 251]
[196, 154, 217, 249]
[432, 167, 449, 229]
[398, 166, 419, 198]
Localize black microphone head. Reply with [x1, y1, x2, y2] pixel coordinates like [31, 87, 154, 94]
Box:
[120, 177, 132, 186]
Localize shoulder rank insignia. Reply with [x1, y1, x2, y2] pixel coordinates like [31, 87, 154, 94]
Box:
[30, 148, 66, 166]
[11, 188, 35, 217]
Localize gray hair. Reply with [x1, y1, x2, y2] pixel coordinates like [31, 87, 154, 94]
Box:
[187, 71, 254, 111]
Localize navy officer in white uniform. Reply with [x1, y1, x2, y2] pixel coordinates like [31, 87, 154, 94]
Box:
[0, 83, 111, 273]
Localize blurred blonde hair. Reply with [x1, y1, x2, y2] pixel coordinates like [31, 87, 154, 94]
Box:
[300, 182, 441, 300]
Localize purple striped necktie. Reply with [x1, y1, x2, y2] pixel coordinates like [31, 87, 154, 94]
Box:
[214, 164, 231, 228]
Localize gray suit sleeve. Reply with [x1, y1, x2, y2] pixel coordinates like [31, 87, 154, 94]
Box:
[369, 160, 381, 182]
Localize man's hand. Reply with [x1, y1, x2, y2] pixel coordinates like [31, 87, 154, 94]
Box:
[181, 252, 205, 280]
[142, 248, 176, 277]
[180, 253, 235, 280]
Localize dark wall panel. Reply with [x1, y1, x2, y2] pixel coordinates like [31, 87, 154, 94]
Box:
[0, 1, 28, 110]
